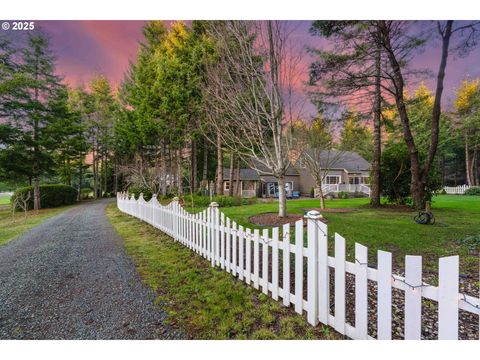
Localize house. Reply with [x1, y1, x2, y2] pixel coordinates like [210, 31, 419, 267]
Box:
[223, 150, 371, 198]
[294, 150, 371, 197]
[222, 161, 300, 198]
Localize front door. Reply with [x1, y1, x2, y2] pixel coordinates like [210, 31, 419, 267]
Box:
[265, 182, 293, 197]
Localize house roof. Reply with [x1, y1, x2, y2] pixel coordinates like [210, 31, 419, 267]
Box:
[223, 159, 299, 181]
[296, 150, 371, 172]
[223, 168, 260, 181]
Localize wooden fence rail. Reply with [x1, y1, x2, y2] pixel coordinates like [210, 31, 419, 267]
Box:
[117, 192, 480, 340]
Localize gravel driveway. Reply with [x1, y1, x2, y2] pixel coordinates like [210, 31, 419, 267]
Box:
[0, 199, 184, 339]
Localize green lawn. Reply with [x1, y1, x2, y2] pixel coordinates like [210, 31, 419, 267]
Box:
[0, 195, 11, 205]
[0, 205, 74, 246]
[106, 203, 339, 340]
[185, 195, 479, 276]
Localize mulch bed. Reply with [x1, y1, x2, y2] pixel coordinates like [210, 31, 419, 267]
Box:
[249, 212, 329, 227]
[368, 204, 416, 212]
[301, 207, 358, 214]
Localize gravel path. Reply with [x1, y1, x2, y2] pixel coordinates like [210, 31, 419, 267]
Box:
[0, 199, 184, 339]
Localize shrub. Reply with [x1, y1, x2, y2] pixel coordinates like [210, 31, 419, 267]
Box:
[380, 142, 441, 205]
[465, 187, 480, 196]
[309, 187, 315, 198]
[338, 191, 349, 199]
[11, 184, 77, 210]
[128, 187, 153, 201]
[456, 235, 480, 254]
[80, 187, 93, 199]
[182, 194, 257, 208]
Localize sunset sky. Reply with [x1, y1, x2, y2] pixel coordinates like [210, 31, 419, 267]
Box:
[5, 20, 480, 116]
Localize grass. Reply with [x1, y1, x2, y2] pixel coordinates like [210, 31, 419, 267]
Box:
[187, 195, 480, 276]
[106, 203, 340, 340]
[0, 205, 74, 246]
[0, 195, 11, 205]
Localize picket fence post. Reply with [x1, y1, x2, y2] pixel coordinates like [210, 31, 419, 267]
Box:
[173, 197, 180, 242]
[209, 202, 219, 267]
[438, 256, 459, 339]
[305, 210, 320, 326]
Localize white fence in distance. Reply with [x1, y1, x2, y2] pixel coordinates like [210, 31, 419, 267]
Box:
[116, 192, 480, 340]
[443, 185, 471, 194]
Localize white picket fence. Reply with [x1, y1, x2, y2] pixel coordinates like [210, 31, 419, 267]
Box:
[116, 192, 480, 340]
[443, 185, 471, 194]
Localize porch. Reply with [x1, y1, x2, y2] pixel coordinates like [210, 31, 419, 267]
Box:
[317, 183, 371, 197]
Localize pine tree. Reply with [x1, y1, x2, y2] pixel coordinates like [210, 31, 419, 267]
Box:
[8, 32, 64, 210]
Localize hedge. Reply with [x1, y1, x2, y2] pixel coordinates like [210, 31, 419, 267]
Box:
[182, 195, 257, 208]
[465, 186, 480, 196]
[11, 184, 78, 210]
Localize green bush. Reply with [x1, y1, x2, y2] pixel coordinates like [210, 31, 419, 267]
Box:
[456, 235, 480, 253]
[11, 184, 77, 210]
[465, 187, 480, 196]
[182, 194, 257, 208]
[80, 187, 93, 199]
[380, 142, 442, 205]
[338, 191, 349, 199]
[128, 187, 153, 201]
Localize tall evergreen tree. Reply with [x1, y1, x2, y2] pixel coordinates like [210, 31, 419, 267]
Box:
[8, 33, 64, 210]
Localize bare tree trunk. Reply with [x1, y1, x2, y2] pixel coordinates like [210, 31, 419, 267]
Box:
[234, 158, 241, 196]
[160, 140, 167, 195]
[77, 159, 83, 201]
[201, 138, 208, 195]
[370, 38, 382, 207]
[93, 157, 98, 199]
[315, 179, 326, 210]
[99, 155, 103, 198]
[33, 176, 40, 212]
[113, 159, 118, 194]
[465, 135, 472, 186]
[216, 131, 223, 195]
[277, 175, 287, 218]
[228, 152, 235, 197]
[177, 148, 183, 195]
[473, 143, 479, 186]
[103, 146, 108, 196]
[191, 139, 197, 193]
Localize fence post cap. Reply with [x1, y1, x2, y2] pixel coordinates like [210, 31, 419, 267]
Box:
[172, 196, 180, 202]
[305, 210, 322, 219]
[209, 201, 219, 208]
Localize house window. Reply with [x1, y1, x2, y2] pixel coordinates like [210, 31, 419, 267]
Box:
[326, 176, 340, 184]
[224, 181, 230, 191]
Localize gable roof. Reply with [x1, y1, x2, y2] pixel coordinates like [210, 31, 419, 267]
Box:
[296, 150, 371, 172]
[250, 158, 299, 176]
[223, 160, 300, 182]
[223, 168, 260, 181]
